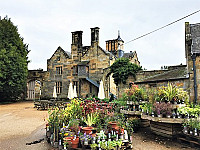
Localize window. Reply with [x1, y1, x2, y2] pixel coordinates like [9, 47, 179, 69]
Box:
[86, 66, 89, 73]
[56, 66, 62, 75]
[56, 82, 62, 94]
[57, 56, 60, 61]
[91, 63, 96, 70]
[73, 66, 78, 75]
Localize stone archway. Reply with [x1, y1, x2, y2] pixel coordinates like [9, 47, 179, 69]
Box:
[27, 80, 42, 100]
[26, 69, 45, 100]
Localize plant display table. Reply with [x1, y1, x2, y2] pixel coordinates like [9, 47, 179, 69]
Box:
[141, 115, 184, 124]
[141, 115, 184, 138]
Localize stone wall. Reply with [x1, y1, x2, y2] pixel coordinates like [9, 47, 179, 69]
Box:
[185, 22, 200, 103]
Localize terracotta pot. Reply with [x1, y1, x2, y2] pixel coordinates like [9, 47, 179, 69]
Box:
[82, 126, 94, 135]
[114, 126, 124, 134]
[108, 121, 118, 129]
[71, 137, 79, 148]
[63, 137, 72, 146]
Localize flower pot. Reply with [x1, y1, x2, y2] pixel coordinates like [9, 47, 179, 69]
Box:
[157, 114, 162, 118]
[114, 126, 124, 135]
[183, 126, 188, 134]
[108, 121, 118, 129]
[82, 126, 94, 135]
[63, 137, 72, 146]
[46, 131, 51, 137]
[71, 137, 79, 148]
[166, 115, 171, 118]
[54, 141, 59, 148]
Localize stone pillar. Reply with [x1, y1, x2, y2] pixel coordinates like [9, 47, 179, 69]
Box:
[185, 22, 200, 103]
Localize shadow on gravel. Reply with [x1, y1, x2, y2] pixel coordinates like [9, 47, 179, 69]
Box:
[136, 128, 198, 150]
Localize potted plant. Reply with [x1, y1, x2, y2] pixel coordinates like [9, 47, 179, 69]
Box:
[71, 136, 79, 149]
[82, 113, 98, 134]
[68, 119, 80, 135]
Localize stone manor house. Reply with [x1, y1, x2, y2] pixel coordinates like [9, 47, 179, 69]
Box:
[27, 27, 140, 99]
[27, 22, 200, 103]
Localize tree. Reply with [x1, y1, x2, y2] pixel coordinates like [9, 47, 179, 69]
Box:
[0, 17, 29, 101]
[109, 58, 142, 85]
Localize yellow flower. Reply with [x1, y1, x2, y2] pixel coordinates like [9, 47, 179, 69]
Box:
[64, 133, 69, 136]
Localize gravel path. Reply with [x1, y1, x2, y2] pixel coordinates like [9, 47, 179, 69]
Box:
[132, 128, 198, 150]
[0, 101, 51, 150]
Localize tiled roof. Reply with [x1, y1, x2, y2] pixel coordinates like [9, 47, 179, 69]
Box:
[86, 77, 99, 87]
[135, 65, 188, 83]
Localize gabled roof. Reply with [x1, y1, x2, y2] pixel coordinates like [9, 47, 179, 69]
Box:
[48, 46, 71, 61]
[123, 51, 136, 58]
[98, 46, 115, 57]
[135, 65, 188, 84]
[81, 45, 115, 58]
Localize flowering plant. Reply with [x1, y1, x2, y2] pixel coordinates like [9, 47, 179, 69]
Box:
[68, 119, 80, 135]
[124, 82, 148, 101]
[153, 102, 172, 116]
[66, 98, 83, 119]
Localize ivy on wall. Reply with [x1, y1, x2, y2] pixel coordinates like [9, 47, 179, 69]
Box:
[109, 58, 142, 85]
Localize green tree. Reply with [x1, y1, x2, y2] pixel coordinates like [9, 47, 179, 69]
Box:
[0, 17, 29, 101]
[109, 58, 142, 85]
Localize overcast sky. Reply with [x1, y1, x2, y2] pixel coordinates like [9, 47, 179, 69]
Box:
[1, 0, 200, 70]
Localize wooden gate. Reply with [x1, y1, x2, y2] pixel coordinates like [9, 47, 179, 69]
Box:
[27, 80, 35, 99]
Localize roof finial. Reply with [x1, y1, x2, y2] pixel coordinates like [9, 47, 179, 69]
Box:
[118, 30, 120, 38]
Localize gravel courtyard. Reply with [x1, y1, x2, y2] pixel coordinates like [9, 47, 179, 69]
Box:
[0, 101, 198, 150]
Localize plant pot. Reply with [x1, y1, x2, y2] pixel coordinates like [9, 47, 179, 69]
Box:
[157, 114, 162, 118]
[71, 137, 79, 148]
[166, 115, 171, 118]
[54, 141, 59, 148]
[46, 131, 51, 137]
[114, 126, 124, 135]
[82, 126, 94, 135]
[63, 137, 72, 146]
[108, 121, 118, 129]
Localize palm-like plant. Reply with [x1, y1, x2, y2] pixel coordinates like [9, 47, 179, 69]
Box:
[84, 113, 98, 126]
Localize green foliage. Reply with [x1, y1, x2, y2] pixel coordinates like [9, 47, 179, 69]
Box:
[0, 17, 29, 101]
[183, 118, 200, 130]
[90, 143, 98, 150]
[84, 113, 98, 126]
[126, 117, 141, 134]
[109, 58, 142, 85]
[178, 105, 200, 117]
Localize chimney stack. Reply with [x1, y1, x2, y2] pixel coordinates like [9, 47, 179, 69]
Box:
[91, 27, 100, 46]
